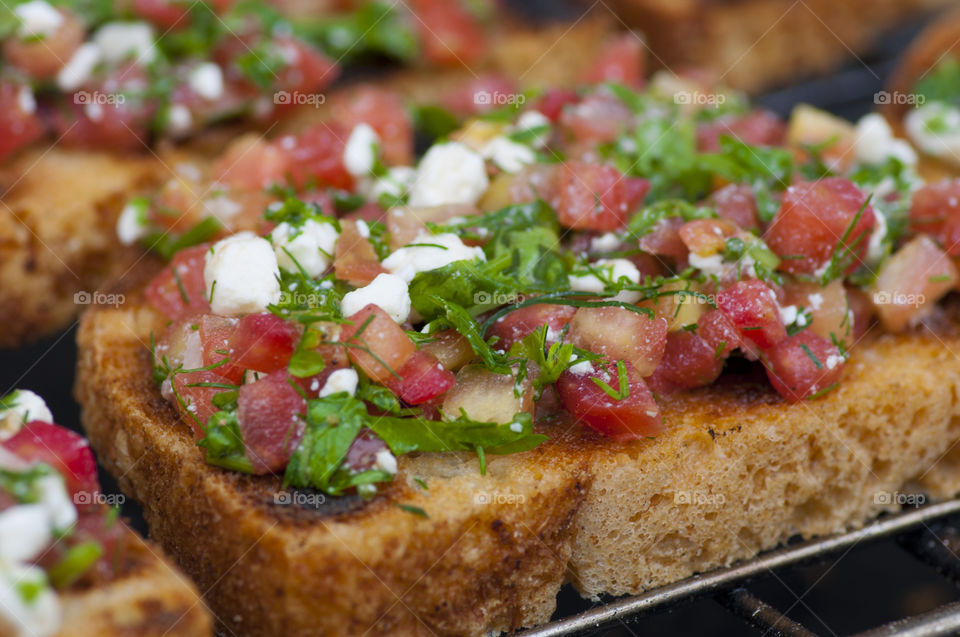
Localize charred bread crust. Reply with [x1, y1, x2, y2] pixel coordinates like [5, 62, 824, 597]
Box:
[58, 530, 211, 637]
[603, 0, 954, 93]
[76, 257, 960, 635]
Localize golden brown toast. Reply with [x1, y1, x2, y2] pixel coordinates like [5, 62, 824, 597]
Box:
[58, 529, 211, 637]
[603, 0, 954, 93]
[0, 17, 620, 349]
[75, 258, 960, 636]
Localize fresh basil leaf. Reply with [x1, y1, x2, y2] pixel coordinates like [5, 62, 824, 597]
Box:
[144, 216, 222, 260]
[367, 410, 545, 456]
[198, 410, 253, 473]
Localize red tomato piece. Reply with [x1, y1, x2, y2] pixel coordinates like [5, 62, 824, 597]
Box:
[652, 331, 724, 390]
[237, 371, 307, 474]
[3, 9, 83, 78]
[696, 309, 742, 357]
[638, 216, 689, 265]
[716, 280, 786, 350]
[555, 161, 643, 231]
[442, 74, 519, 117]
[487, 305, 577, 352]
[340, 305, 416, 383]
[583, 33, 646, 88]
[343, 429, 390, 474]
[385, 350, 455, 405]
[408, 0, 486, 67]
[559, 92, 634, 146]
[212, 135, 291, 190]
[229, 313, 300, 374]
[197, 315, 244, 384]
[556, 360, 663, 441]
[909, 179, 960, 257]
[764, 177, 875, 276]
[678, 218, 738, 256]
[0, 82, 45, 161]
[272, 37, 339, 96]
[276, 123, 354, 190]
[334, 86, 413, 166]
[764, 331, 844, 402]
[696, 110, 786, 152]
[709, 184, 761, 232]
[334, 219, 387, 286]
[535, 88, 578, 122]
[2, 422, 99, 498]
[145, 244, 211, 320]
[568, 307, 668, 377]
[169, 369, 233, 437]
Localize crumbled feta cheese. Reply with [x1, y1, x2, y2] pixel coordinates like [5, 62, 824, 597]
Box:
[590, 232, 621, 253]
[373, 449, 398, 475]
[341, 273, 411, 323]
[34, 473, 76, 531]
[15, 1, 63, 39]
[807, 293, 824, 311]
[689, 252, 726, 278]
[854, 113, 917, 166]
[569, 258, 640, 293]
[382, 232, 486, 283]
[825, 354, 843, 370]
[319, 368, 359, 398]
[568, 360, 595, 376]
[57, 43, 101, 91]
[480, 136, 536, 173]
[409, 142, 489, 207]
[0, 506, 51, 563]
[271, 219, 339, 278]
[513, 110, 551, 148]
[866, 207, 888, 265]
[368, 165, 417, 202]
[188, 62, 224, 101]
[509, 421, 523, 433]
[17, 86, 36, 115]
[0, 390, 53, 440]
[84, 101, 103, 122]
[343, 123, 380, 177]
[356, 219, 370, 238]
[202, 191, 242, 224]
[204, 232, 281, 316]
[778, 304, 799, 326]
[905, 103, 960, 164]
[93, 21, 156, 65]
[0, 564, 61, 637]
[166, 103, 193, 135]
[115, 198, 149, 245]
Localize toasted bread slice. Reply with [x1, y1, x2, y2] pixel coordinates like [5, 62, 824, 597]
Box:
[57, 530, 211, 637]
[602, 0, 953, 93]
[75, 258, 960, 635]
[0, 17, 620, 349]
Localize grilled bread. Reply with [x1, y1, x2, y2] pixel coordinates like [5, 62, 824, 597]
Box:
[0, 17, 618, 349]
[76, 259, 960, 636]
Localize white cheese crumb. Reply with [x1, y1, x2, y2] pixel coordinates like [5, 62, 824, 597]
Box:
[409, 142, 489, 207]
[15, 1, 63, 39]
[204, 232, 281, 316]
[93, 21, 156, 65]
[590, 232, 621, 253]
[356, 219, 370, 238]
[188, 62, 224, 101]
[57, 43, 101, 91]
[319, 368, 359, 397]
[373, 448, 398, 475]
[17, 85, 36, 115]
[116, 198, 149, 245]
[689, 252, 726, 278]
[0, 563, 61, 637]
[0, 390, 53, 440]
[905, 102, 960, 164]
[341, 273, 410, 323]
[854, 113, 917, 166]
[166, 103, 193, 136]
[271, 219, 339, 278]
[569, 258, 640, 293]
[509, 421, 524, 433]
[382, 232, 486, 283]
[866, 207, 888, 265]
[513, 110, 551, 148]
[343, 123, 380, 178]
[778, 304, 799, 326]
[807, 293, 824, 311]
[825, 354, 843, 370]
[481, 136, 536, 173]
[568, 360, 595, 376]
[368, 165, 417, 202]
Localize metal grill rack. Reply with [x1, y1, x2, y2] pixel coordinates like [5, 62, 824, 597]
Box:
[522, 501, 960, 637]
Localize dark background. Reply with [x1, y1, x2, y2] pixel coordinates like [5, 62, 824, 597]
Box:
[3, 3, 959, 635]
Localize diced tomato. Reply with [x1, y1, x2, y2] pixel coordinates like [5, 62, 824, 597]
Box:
[133, 0, 234, 28]
[764, 178, 875, 276]
[568, 307, 668, 377]
[535, 88, 578, 122]
[696, 309, 741, 357]
[709, 184, 761, 232]
[3, 8, 83, 78]
[559, 92, 634, 146]
[229, 313, 300, 374]
[678, 218, 738, 256]
[421, 329, 475, 371]
[638, 216, 688, 265]
[782, 279, 851, 346]
[68, 509, 129, 583]
[334, 219, 387, 286]
[716, 280, 786, 350]
[145, 244, 211, 320]
[236, 371, 306, 474]
[696, 110, 786, 152]
[199, 315, 244, 383]
[272, 36, 339, 97]
[343, 429, 390, 474]
[870, 235, 959, 332]
[487, 304, 577, 352]
[168, 370, 233, 437]
[443, 74, 519, 117]
[845, 286, 874, 342]
[386, 203, 474, 251]
[554, 161, 647, 231]
[340, 305, 417, 383]
[385, 351, 455, 405]
[650, 330, 724, 390]
[212, 135, 291, 190]
[764, 331, 844, 402]
[583, 33, 645, 88]
[408, 0, 487, 67]
[0, 82, 45, 161]
[333, 86, 413, 166]
[556, 360, 663, 440]
[276, 123, 354, 190]
[909, 180, 960, 257]
[3, 422, 99, 499]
